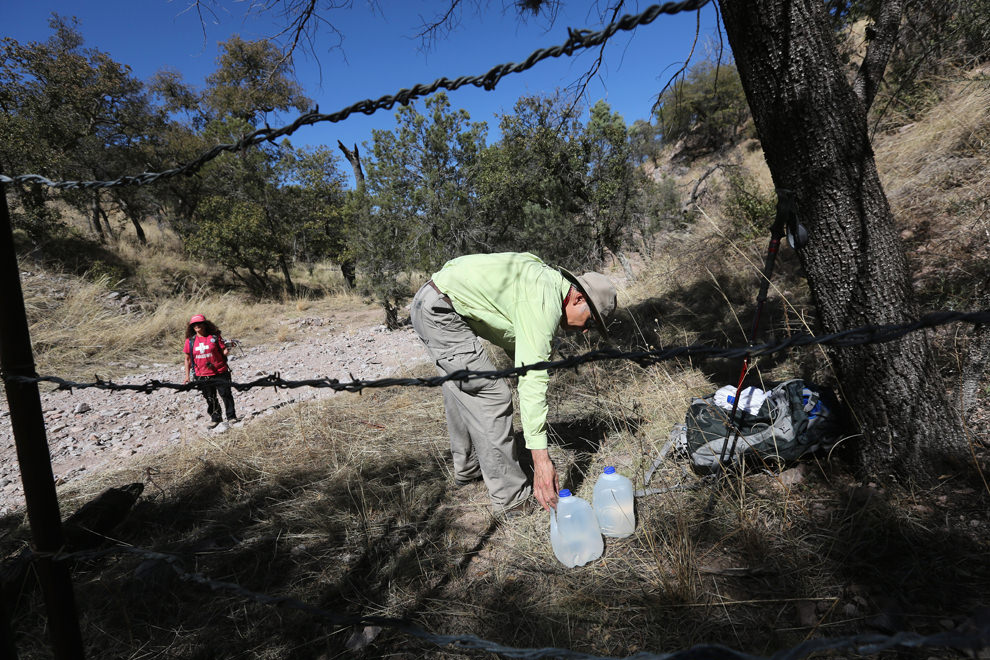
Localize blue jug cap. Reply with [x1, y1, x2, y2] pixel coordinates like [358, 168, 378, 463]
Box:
[603, 466, 616, 474]
[558, 489, 572, 498]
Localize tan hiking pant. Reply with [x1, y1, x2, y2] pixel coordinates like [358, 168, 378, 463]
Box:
[410, 282, 531, 511]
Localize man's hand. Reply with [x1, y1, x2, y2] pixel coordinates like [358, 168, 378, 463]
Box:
[531, 448, 559, 511]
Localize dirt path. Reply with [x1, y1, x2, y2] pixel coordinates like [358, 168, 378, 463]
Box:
[0, 308, 430, 515]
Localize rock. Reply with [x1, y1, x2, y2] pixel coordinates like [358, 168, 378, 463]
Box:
[345, 626, 382, 652]
[73, 402, 92, 414]
[780, 463, 808, 486]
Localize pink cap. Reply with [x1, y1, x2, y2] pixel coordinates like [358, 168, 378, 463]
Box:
[189, 314, 206, 325]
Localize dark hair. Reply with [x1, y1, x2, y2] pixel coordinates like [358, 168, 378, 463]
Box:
[185, 319, 221, 340]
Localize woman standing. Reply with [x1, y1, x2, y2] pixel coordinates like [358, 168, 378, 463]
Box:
[183, 314, 237, 428]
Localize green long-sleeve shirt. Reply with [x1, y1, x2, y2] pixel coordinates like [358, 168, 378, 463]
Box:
[431, 252, 569, 450]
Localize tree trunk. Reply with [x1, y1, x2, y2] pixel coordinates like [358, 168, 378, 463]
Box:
[337, 141, 364, 289]
[90, 193, 105, 241]
[98, 205, 116, 241]
[121, 200, 147, 245]
[718, 0, 966, 482]
[383, 299, 400, 330]
[960, 292, 990, 422]
[128, 214, 147, 244]
[278, 254, 296, 297]
[613, 249, 635, 282]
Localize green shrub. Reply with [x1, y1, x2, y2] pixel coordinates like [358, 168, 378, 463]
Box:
[723, 170, 775, 238]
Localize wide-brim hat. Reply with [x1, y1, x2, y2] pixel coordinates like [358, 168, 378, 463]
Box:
[558, 268, 617, 339]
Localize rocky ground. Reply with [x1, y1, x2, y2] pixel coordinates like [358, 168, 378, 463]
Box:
[0, 311, 429, 515]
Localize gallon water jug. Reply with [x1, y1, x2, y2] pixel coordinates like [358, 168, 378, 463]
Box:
[592, 466, 635, 538]
[549, 489, 603, 567]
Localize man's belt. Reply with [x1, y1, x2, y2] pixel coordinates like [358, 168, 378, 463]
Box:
[426, 279, 453, 306]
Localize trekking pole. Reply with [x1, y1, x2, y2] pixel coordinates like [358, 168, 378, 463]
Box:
[713, 189, 806, 473]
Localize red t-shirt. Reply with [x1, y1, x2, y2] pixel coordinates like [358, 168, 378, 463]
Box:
[184, 334, 230, 377]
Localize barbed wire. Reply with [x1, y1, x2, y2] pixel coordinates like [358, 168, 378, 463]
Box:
[23, 544, 986, 660]
[0, 0, 712, 191]
[4, 308, 988, 395]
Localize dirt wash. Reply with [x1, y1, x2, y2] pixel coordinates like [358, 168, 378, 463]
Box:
[0, 311, 430, 515]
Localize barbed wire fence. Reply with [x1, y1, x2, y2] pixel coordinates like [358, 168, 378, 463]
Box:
[2, 0, 988, 658]
[6, 308, 989, 395]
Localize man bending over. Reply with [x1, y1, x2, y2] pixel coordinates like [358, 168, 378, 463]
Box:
[410, 252, 617, 517]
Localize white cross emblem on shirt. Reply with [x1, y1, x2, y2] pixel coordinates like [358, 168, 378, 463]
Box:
[194, 342, 211, 355]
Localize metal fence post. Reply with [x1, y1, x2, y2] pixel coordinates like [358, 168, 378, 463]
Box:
[0, 180, 86, 659]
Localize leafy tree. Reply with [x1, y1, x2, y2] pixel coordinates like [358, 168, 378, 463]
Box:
[186, 196, 283, 291]
[360, 92, 487, 326]
[274, 144, 349, 270]
[0, 16, 156, 242]
[581, 100, 641, 264]
[202, 36, 310, 125]
[632, 175, 684, 258]
[150, 35, 313, 245]
[185, 122, 345, 296]
[628, 118, 663, 166]
[655, 59, 751, 154]
[146, 71, 213, 230]
[474, 93, 591, 269]
[722, 167, 776, 239]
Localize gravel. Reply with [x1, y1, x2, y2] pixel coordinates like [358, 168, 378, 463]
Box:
[0, 313, 428, 514]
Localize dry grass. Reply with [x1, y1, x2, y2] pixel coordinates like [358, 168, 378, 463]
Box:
[17, 215, 366, 378]
[3, 67, 990, 660]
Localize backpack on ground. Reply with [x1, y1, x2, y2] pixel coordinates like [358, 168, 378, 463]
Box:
[670, 379, 844, 471]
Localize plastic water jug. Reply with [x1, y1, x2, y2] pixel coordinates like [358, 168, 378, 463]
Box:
[549, 489, 603, 567]
[592, 466, 635, 538]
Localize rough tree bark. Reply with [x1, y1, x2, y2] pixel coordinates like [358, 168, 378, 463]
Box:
[718, 0, 966, 482]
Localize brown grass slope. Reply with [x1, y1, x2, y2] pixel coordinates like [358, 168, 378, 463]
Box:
[2, 73, 989, 659]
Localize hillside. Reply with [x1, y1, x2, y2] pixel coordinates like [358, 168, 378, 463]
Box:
[2, 69, 989, 660]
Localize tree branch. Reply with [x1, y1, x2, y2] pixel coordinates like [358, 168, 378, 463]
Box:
[852, 0, 904, 110]
[562, 1, 625, 124]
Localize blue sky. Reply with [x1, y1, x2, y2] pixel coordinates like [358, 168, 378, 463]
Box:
[7, 1, 721, 181]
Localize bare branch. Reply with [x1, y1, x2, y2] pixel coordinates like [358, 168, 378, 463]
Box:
[415, 0, 467, 51]
[852, 0, 904, 110]
[176, 0, 228, 50]
[561, 1, 625, 123]
[415, 0, 563, 53]
[651, 5, 704, 120]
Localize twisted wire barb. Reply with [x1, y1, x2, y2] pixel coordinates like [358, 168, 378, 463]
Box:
[5, 308, 988, 394]
[0, 1, 712, 191]
[24, 544, 987, 660]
